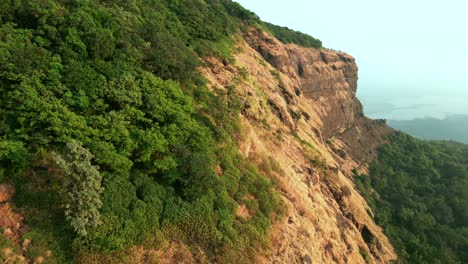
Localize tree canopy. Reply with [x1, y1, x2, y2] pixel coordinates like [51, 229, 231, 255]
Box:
[0, 0, 286, 262]
[355, 133, 468, 264]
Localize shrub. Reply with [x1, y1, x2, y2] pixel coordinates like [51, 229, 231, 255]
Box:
[264, 22, 322, 49]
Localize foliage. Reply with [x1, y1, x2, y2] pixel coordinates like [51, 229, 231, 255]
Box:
[360, 248, 372, 264]
[0, 234, 21, 263]
[264, 22, 322, 49]
[354, 132, 468, 264]
[0, 141, 28, 181]
[53, 141, 103, 236]
[0, 0, 282, 262]
[222, 0, 260, 22]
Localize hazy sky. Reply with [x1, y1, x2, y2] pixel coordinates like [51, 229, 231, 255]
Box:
[235, 0, 468, 119]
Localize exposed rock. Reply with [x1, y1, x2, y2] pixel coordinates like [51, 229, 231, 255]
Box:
[3, 228, 14, 238]
[236, 204, 252, 220]
[152, 242, 206, 264]
[0, 184, 24, 240]
[21, 239, 31, 251]
[0, 184, 35, 263]
[243, 28, 393, 162]
[1, 247, 27, 264]
[0, 184, 14, 203]
[33, 256, 45, 264]
[202, 27, 397, 263]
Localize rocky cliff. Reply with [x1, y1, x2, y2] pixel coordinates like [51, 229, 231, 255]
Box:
[203, 27, 396, 263]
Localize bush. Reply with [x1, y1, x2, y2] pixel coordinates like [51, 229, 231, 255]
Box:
[264, 22, 322, 49]
[0, 141, 29, 180]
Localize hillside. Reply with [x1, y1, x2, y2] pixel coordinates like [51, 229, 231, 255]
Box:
[0, 1, 466, 264]
[355, 133, 468, 263]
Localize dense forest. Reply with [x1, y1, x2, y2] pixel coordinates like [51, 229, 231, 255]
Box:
[0, 0, 320, 262]
[355, 133, 468, 264]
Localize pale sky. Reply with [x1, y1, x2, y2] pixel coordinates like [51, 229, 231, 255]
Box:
[235, 0, 468, 119]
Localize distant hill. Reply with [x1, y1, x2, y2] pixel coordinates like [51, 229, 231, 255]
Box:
[388, 115, 468, 144]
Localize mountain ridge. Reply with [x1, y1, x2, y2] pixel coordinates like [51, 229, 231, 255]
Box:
[0, 1, 466, 263]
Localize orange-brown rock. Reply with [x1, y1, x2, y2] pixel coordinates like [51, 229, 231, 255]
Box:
[202, 27, 396, 263]
[0, 183, 15, 203]
[0, 184, 29, 263]
[0, 184, 24, 241]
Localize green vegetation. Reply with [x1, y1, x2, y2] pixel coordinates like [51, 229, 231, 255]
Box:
[360, 248, 372, 264]
[355, 133, 468, 264]
[0, 0, 283, 262]
[264, 22, 322, 49]
[0, 234, 22, 263]
[221, 1, 323, 49]
[293, 132, 327, 171]
[3, 1, 464, 263]
[53, 141, 103, 237]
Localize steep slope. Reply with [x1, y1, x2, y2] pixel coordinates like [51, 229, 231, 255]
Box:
[202, 27, 396, 263]
[0, 1, 401, 263]
[0, 1, 284, 262]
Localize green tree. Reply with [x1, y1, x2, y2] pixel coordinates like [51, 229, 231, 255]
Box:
[53, 141, 103, 236]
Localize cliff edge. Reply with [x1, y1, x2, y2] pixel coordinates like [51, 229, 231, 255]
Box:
[203, 27, 396, 263]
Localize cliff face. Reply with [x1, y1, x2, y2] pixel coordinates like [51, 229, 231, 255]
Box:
[245, 29, 362, 139]
[203, 28, 396, 263]
[242, 28, 393, 166]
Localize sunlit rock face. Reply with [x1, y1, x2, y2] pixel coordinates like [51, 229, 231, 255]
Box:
[202, 27, 396, 263]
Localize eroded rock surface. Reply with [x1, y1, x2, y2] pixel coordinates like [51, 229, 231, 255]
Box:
[202, 28, 396, 263]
